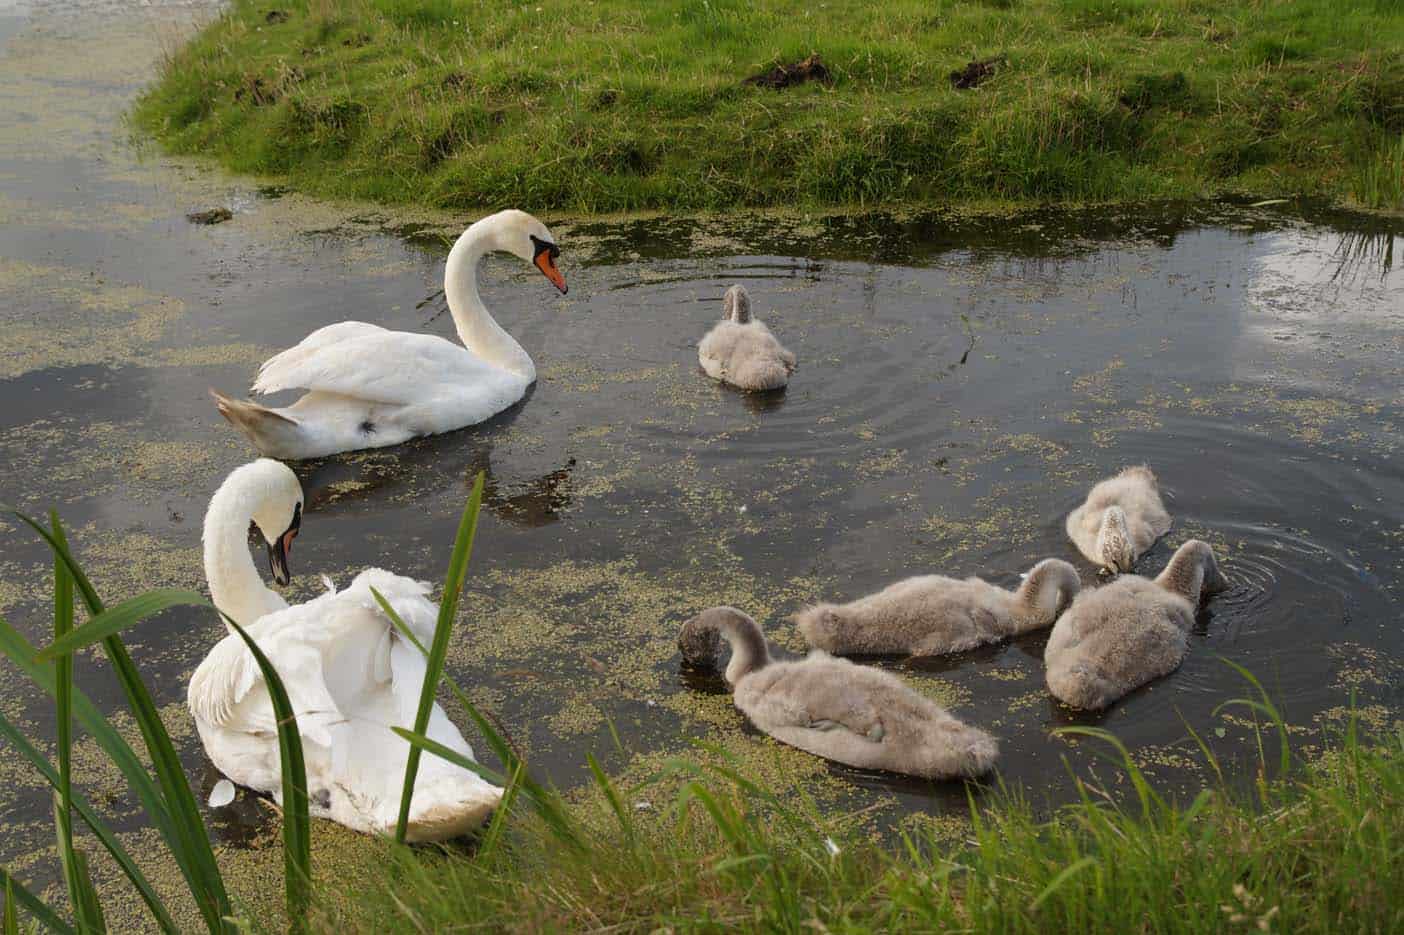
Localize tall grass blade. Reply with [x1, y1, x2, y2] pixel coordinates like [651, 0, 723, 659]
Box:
[477, 761, 524, 860]
[68, 851, 104, 935]
[53, 799, 105, 934]
[390, 727, 507, 787]
[48, 517, 89, 932]
[8, 509, 232, 931]
[1053, 726, 1163, 819]
[374, 588, 581, 849]
[35, 589, 209, 662]
[2, 876, 16, 935]
[1028, 855, 1098, 910]
[1216, 657, 1291, 778]
[220, 612, 312, 933]
[395, 471, 485, 843]
[0, 869, 72, 935]
[0, 617, 185, 896]
[0, 712, 176, 932]
[586, 752, 633, 840]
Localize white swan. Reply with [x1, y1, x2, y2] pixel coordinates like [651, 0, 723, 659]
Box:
[212, 209, 567, 460]
[679, 607, 998, 779]
[698, 285, 796, 391]
[1066, 465, 1171, 573]
[188, 459, 502, 841]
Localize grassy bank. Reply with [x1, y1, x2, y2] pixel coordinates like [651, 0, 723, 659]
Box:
[135, 1, 1404, 213]
[314, 726, 1402, 933]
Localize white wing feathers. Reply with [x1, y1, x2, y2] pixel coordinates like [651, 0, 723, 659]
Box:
[189, 572, 433, 750]
[252, 330, 503, 406]
[252, 322, 387, 392]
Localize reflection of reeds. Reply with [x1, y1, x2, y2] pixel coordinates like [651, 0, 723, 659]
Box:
[1330, 227, 1398, 284]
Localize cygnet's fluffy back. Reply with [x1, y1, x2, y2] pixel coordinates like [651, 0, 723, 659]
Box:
[796, 559, 1080, 657]
[698, 285, 797, 391]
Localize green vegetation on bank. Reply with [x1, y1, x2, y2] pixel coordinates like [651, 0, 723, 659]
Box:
[135, 0, 1404, 212]
[316, 723, 1402, 933]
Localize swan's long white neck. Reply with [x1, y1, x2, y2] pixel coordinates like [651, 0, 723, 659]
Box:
[444, 218, 535, 381]
[203, 481, 286, 632]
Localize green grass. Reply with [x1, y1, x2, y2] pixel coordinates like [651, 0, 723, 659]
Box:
[134, 0, 1404, 212]
[313, 719, 1402, 933]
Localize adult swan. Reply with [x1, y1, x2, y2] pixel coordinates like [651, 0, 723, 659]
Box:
[188, 459, 503, 840]
[212, 209, 567, 459]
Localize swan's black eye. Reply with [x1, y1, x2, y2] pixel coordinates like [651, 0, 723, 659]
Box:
[286, 502, 302, 536]
[529, 234, 559, 261]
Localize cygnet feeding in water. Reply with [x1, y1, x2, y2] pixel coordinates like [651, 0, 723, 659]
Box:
[1066, 465, 1172, 573]
[697, 285, 797, 391]
[1044, 539, 1227, 711]
[678, 607, 998, 779]
[796, 559, 1081, 656]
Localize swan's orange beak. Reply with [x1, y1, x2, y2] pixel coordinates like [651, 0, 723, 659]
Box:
[535, 250, 567, 295]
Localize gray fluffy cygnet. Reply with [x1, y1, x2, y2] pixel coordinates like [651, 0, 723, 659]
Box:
[1044, 539, 1227, 711]
[678, 607, 998, 779]
[796, 558, 1081, 657]
[1066, 465, 1172, 573]
[697, 285, 797, 391]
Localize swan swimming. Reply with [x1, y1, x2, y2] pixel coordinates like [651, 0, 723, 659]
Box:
[1066, 465, 1172, 573]
[679, 607, 998, 779]
[797, 558, 1081, 656]
[1044, 539, 1227, 710]
[697, 285, 797, 391]
[213, 209, 567, 460]
[188, 459, 502, 840]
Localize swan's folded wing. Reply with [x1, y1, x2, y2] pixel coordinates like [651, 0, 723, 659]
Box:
[254, 322, 389, 391]
[188, 633, 260, 729]
[189, 618, 338, 748]
[346, 569, 438, 647]
[253, 331, 502, 405]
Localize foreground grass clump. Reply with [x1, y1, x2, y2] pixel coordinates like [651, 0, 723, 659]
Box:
[316, 726, 1402, 933]
[135, 0, 1404, 211]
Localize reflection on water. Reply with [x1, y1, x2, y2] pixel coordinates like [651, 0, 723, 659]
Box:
[0, 0, 1402, 921]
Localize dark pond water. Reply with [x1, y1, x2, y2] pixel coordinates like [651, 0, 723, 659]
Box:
[0, 0, 1400, 924]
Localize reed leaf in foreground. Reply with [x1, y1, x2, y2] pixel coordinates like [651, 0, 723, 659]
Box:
[2, 876, 16, 935]
[52, 799, 105, 935]
[219, 612, 312, 934]
[0, 869, 71, 935]
[0, 712, 176, 932]
[394, 472, 484, 844]
[6, 508, 233, 932]
[47, 517, 92, 933]
[374, 587, 581, 849]
[19, 568, 315, 932]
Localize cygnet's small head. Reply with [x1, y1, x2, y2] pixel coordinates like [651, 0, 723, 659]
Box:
[487, 209, 567, 295]
[722, 285, 752, 324]
[245, 459, 304, 586]
[678, 611, 724, 668]
[1095, 505, 1134, 574]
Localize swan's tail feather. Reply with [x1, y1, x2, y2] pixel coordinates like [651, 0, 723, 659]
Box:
[1046, 661, 1115, 711]
[733, 358, 790, 391]
[210, 388, 303, 459]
